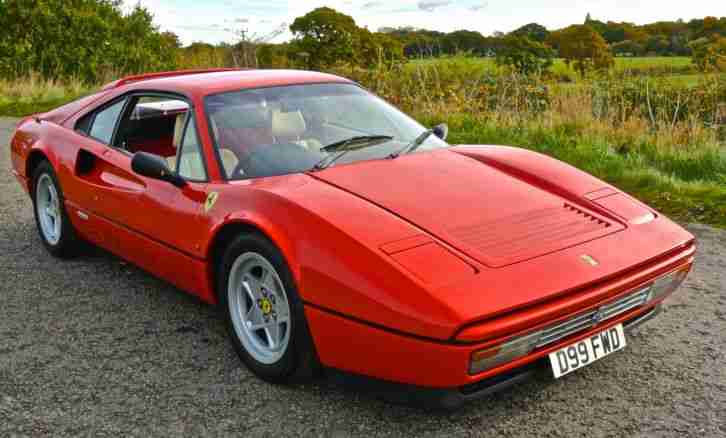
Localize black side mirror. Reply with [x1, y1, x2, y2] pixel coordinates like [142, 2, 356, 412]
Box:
[433, 123, 448, 141]
[131, 152, 186, 187]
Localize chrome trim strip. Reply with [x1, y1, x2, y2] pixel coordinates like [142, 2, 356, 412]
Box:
[624, 305, 662, 332]
[534, 285, 653, 349]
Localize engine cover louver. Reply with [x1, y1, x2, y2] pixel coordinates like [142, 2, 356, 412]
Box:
[447, 204, 623, 267]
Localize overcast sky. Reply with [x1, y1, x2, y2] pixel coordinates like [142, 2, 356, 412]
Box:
[124, 0, 726, 45]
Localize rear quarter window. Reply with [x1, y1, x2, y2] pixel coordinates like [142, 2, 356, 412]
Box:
[88, 99, 126, 144]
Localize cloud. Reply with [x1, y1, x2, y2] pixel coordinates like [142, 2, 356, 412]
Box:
[233, 18, 249, 23]
[469, 2, 488, 12]
[417, 0, 451, 12]
[362, 1, 381, 9]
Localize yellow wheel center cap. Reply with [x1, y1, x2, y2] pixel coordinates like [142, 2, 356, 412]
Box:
[260, 298, 273, 315]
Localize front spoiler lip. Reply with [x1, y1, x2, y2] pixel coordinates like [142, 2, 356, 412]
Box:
[329, 305, 663, 410]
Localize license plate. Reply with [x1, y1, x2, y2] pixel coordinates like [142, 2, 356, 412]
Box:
[549, 324, 627, 379]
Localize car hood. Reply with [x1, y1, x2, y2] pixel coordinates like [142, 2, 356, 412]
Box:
[311, 149, 623, 268]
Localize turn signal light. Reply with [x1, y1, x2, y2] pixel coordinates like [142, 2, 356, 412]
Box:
[648, 265, 692, 302]
[469, 331, 540, 375]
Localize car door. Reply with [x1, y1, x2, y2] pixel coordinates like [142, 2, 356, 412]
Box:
[71, 93, 209, 268]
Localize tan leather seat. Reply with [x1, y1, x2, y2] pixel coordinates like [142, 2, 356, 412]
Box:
[208, 115, 241, 176]
[271, 110, 322, 151]
[219, 149, 239, 177]
[177, 151, 206, 180]
[166, 113, 187, 170]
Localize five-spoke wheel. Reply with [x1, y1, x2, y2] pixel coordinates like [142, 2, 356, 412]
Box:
[36, 173, 62, 245]
[218, 233, 320, 382]
[32, 161, 82, 257]
[228, 252, 292, 364]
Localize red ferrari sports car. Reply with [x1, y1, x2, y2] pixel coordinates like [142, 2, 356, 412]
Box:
[10, 69, 695, 408]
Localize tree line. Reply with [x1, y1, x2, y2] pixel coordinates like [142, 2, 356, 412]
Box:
[1, 1, 725, 84]
[0, 0, 179, 82]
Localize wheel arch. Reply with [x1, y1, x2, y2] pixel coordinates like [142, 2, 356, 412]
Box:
[206, 218, 299, 304]
[25, 149, 51, 183]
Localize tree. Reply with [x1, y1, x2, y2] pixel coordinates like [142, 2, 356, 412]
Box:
[495, 35, 554, 75]
[548, 25, 613, 76]
[690, 36, 726, 71]
[289, 7, 358, 69]
[356, 28, 396, 66]
[0, 0, 179, 82]
[441, 30, 488, 55]
[645, 35, 670, 56]
[510, 23, 550, 43]
[612, 40, 645, 57]
[177, 42, 228, 69]
[233, 23, 287, 68]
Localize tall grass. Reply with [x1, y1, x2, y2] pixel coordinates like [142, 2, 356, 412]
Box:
[0, 74, 94, 117]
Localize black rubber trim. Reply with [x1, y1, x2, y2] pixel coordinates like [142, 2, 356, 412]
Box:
[459, 361, 543, 396]
[325, 361, 545, 411]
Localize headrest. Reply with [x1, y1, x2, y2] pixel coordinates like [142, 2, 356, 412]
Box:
[272, 110, 306, 138]
[172, 113, 186, 149]
[212, 105, 269, 131]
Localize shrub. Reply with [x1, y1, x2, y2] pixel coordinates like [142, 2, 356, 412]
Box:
[495, 35, 555, 76]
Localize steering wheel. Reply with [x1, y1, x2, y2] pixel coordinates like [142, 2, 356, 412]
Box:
[228, 142, 322, 179]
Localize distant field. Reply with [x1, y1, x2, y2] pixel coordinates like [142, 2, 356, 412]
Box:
[408, 56, 698, 81]
[410, 56, 693, 69]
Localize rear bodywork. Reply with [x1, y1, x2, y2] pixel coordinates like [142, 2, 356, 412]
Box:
[9, 70, 695, 401]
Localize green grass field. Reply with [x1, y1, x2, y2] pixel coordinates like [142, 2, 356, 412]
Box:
[409, 56, 701, 83]
[410, 56, 693, 68]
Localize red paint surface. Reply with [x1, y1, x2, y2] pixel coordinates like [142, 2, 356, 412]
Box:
[9, 69, 696, 389]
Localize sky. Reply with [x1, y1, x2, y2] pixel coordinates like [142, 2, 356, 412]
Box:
[123, 0, 726, 45]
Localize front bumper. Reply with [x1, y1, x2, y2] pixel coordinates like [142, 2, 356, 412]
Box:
[305, 246, 693, 408]
[322, 305, 663, 410]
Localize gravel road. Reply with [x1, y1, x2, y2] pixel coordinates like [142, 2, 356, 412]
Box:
[1, 117, 724, 437]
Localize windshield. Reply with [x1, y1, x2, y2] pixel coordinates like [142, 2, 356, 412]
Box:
[204, 83, 449, 179]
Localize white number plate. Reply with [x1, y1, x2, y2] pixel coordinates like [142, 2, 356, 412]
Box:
[549, 324, 627, 379]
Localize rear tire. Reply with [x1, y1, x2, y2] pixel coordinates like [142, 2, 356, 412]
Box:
[31, 161, 83, 258]
[218, 233, 321, 383]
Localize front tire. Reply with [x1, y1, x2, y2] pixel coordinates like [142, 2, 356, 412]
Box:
[31, 161, 82, 258]
[218, 233, 320, 383]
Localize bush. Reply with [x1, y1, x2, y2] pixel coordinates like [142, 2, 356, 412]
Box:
[690, 36, 726, 72]
[0, 0, 179, 83]
[495, 35, 555, 76]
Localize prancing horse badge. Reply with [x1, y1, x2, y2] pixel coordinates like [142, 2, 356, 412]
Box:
[204, 192, 219, 213]
[580, 254, 599, 267]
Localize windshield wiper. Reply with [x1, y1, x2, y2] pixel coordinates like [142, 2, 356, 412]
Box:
[389, 130, 433, 159]
[312, 135, 393, 170]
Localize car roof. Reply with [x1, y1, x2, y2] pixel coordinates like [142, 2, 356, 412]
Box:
[117, 69, 354, 97]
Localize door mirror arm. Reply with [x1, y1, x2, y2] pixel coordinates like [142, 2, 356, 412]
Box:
[432, 123, 449, 141]
[131, 152, 187, 188]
